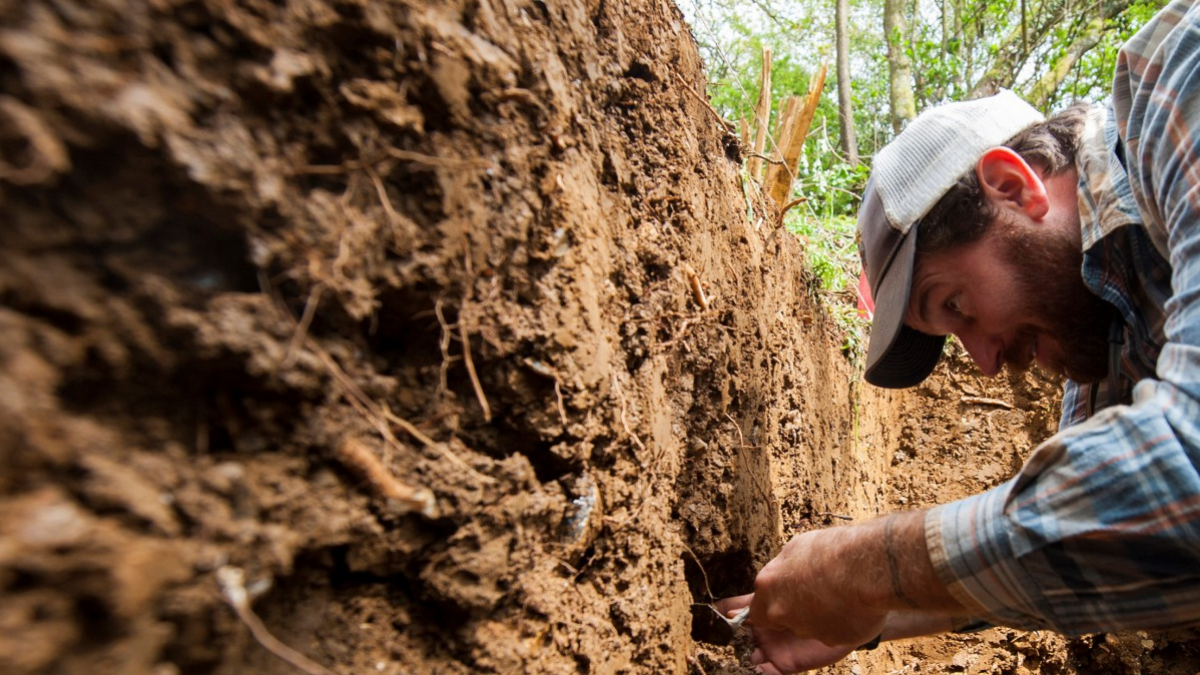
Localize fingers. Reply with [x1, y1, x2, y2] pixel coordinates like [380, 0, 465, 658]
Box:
[746, 586, 791, 632]
[748, 645, 788, 675]
[714, 592, 754, 618]
[743, 626, 858, 674]
[751, 661, 785, 675]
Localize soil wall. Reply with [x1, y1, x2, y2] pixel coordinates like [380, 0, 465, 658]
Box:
[0, 1, 860, 673]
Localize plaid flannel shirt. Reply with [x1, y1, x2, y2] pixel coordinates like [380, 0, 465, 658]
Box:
[926, 0, 1200, 634]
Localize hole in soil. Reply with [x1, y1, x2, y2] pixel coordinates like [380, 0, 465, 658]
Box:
[367, 287, 444, 373]
[62, 140, 261, 301]
[390, 164, 446, 230]
[409, 73, 454, 134]
[139, 211, 259, 295]
[683, 547, 755, 602]
[624, 61, 655, 82]
[527, 444, 579, 484]
[463, 423, 579, 484]
[75, 594, 122, 645]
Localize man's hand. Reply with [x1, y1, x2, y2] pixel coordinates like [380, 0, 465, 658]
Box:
[748, 523, 890, 647]
[717, 591, 964, 674]
[715, 593, 855, 674]
[715, 510, 968, 672]
[746, 627, 855, 675]
[750, 511, 964, 642]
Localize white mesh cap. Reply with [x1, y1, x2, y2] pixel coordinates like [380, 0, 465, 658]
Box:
[874, 90, 1045, 232]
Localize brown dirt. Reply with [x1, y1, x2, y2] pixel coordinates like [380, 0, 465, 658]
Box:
[1, 1, 1198, 674]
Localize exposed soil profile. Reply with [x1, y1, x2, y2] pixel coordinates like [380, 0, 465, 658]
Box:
[1, 1, 1198, 675]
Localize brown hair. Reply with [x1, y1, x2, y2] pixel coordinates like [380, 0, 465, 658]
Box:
[916, 103, 1090, 255]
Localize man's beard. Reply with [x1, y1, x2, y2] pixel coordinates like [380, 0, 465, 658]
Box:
[998, 222, 1113, 383]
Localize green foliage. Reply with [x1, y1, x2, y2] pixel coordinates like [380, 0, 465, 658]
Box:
[905, 0, 1170, 111]
[686, 0, 1170, 156]
[785, 212, 857, 296]
[782, 209, 869, 364]
[1047, 1, 1167, 108]
[799, 146, 870, 219]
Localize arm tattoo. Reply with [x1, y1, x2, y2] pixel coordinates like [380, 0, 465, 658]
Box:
[884, 516, 920, 609]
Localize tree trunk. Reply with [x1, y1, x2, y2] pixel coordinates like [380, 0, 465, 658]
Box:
[955, 0, 967, 96]
[885, 0, 916, 133]
[835, 0, 858, 166]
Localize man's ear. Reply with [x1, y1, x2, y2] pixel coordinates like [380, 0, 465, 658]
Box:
[976, 147, 1048, 219]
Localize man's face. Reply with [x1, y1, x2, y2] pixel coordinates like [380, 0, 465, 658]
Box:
[904, 216, 1112, 383]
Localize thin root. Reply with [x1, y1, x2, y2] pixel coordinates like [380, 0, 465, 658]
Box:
[607, 373, 677, 536]
[673, 72, 735, 132]
[960, 395, 1013, 410]
[336, 436, 439, 517]
[776, 196, 808, 228]
[385, 147, 495, 169]
[434, 299, 459, 395]
[282, 283, 324, 368]
[367, 165, 401, 225]
[681, 541, 716, 601]
[434, 298, 491, 423]
[555, 380, 568, 428]
[459, 318, 492, 422]
[818, 512, 854, 522]
[217, 566, 339, 675]
[261, 254, 495, 495]
[743, 151, 787, 167]
[313, 343, 491, 486]
[683, 264, 710, 311]
[612, 374, 646, 452]
[381, 406, 496, 485]
[725, 413, 772, 505]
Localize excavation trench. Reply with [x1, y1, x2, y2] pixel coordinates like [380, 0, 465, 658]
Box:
[1, 1, 1199, 675]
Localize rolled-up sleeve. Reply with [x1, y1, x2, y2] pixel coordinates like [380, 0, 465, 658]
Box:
[927, 381, 1200, 634]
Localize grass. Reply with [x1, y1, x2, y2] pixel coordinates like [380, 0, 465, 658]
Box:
[783, 210, 869, 367]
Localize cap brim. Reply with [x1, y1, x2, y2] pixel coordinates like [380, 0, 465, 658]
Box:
[863, 222, 945, 389]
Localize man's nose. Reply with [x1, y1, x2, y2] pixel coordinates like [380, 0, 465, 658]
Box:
[956, 330, 1003, 376]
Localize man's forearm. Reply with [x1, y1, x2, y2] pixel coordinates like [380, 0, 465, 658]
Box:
[749, 510, 967, 646]
[864, 510, 965, 614]
[878, 611, 959, 642]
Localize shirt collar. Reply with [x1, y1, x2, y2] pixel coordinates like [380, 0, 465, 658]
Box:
[1075, 105, 1144, 252]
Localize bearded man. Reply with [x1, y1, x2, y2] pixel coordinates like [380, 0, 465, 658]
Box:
[718, 1, 1200, 673]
